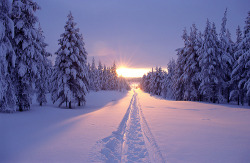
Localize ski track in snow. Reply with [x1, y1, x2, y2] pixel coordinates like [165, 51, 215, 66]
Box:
[90, 90, 165, 163]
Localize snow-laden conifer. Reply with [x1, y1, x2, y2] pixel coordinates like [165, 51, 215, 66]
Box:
[219, 9, 234, 103]
[198, 20, 223, 103]
[110, 62, 118, 90]
[173, 29, 188, 100]
[97, 61, 103, 90]
[12, 0, 41, 111]
[230, 26, 243, 105]
[52, 12, 89, 108]
[0, 0, 16, 112]
[35, 24, 51, 106]
[90, 57, 99, 91]
[231, 12, 250, 106]
[182, 24, 202, 101]
[164, 59, 176, 99]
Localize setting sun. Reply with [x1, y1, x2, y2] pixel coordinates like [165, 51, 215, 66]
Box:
[116, 67, 150, 78]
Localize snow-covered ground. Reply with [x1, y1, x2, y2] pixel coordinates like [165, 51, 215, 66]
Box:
[138, 89, 250, 163]
[1, 89, 250, 163]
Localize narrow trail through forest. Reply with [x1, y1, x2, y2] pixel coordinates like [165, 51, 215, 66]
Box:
[91, 89, 165, 163]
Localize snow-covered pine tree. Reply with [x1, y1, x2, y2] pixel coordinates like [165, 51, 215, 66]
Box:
[163, 59, 176, 99]
[198, 20, 223, 103]
[97, 61, 103, 91]
[106, 66, 112, 90]
[35, 24, 51, 106]
[145, 71, 152, 93]
[219, 9, 234, 103]
[102, 65, 108, 90]
[110, 62, 118, 90]
[90, 57, 98, 91]
[232, 12, 250, 106]
[0, 0, 16, 112]
[52, 12, 89, 108]
[182, 24, 201, 101]
[140, 74, 147, 91]
[87, 62, 91, 89]
[173, 29, 189, 100]
[153, 67, 164, 96]
[244, 11, 250, 106]
[148, 68, 155, 94]
[230, 26, 243, 105]
[151, 67, 158, 95]
[11, 0, 42, 111]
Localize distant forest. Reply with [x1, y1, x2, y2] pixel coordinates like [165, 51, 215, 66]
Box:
[140, 10, 250, 106]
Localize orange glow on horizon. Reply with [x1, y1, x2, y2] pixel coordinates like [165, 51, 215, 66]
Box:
[116, 67, 151, 78]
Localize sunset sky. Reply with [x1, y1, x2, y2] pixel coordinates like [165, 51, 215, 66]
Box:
[36, 0, 249, 74]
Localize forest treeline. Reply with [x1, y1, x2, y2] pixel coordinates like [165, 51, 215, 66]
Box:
[0, 0, 129, 112]
[140, 10, 250, 106]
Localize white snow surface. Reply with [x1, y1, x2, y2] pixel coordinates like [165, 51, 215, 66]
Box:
[1, 89, 250, 163]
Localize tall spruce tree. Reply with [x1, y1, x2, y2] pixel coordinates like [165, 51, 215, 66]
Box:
[220, 9, 234, 103]
[12, 0, 42, 111]
[0, 0, 16, 112]
[52, 12, 89, 108]
[198, 20, 223, 103]
[110, 62, 118, 90]
[90, 57, 98, 91]
[230, 26, 243, 105]
[182, 24, 201, 101]
[232, 12, 250, 106]
[97, 61, 103, 91]
[164, 59, 176, 99]
[35, 24, 51, 106]
[174, 29, 188, 100]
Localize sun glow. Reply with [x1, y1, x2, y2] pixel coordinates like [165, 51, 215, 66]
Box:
[116, 67, 150, 78]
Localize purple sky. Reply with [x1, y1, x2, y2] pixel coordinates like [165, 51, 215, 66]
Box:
[36, 0, 249, 68]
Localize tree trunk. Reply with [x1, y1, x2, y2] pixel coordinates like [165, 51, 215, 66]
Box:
[241, 92, 244, 106]
[40, 102, 42, 106]
[69, 101, 72, 109]
[78, 100, 80, 106]
[237, 95, 239, 105]
[227, 88, 230, 103]
[19, 104, 23, 112]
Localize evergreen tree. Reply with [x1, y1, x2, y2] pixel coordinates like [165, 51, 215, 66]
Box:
[35, 24, 51, 106]
[97, 61, 103, 91]
[198, 20, 223, 103]
[52, 12, 89, 108]
[152, 67, 164, 96]
[12, 0, 42, 111]
[148, 68, 155, 94]
[230, 26, 243, 105]
[90, 57, 98, 91]
[110, 62, 118, 90]
[140, 74, 147, 91]
[102, 65, 108, 90]
[173, 29, 188, 100]
[232, 12, 250, 106]
[182, 24, 201, 101]
[0, 0, 16, 112]
[220, 9, 234, 103]
[164, 59, 176, 99]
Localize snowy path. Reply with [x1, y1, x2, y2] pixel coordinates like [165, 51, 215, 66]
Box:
[92, 90, 165, 163]
[2, 89, 250, 162]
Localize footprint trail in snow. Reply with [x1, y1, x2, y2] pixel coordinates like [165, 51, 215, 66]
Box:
[90, 90, 165, 163]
